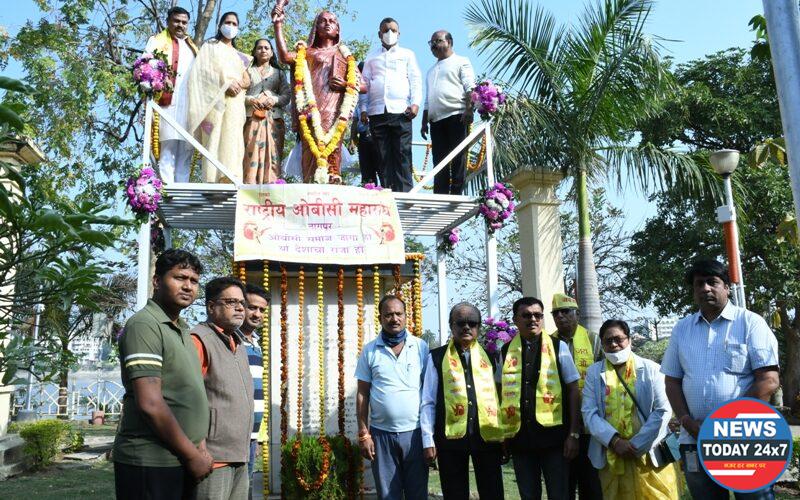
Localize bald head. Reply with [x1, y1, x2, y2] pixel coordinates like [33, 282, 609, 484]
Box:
[429, 30, 454, 60]
[449, 302, 481, 348]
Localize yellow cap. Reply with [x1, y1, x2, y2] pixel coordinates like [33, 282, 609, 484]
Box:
[552, 293, 578, 311]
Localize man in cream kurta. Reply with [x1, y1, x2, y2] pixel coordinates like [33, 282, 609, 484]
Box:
[144, 7, 198, 183]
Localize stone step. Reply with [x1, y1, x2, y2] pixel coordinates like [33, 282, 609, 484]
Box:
[0, 435, 26, 467]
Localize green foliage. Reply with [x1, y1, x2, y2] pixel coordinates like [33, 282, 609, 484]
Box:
[18, 419, 71, 469]
[64, 427, 85, 453]
[634, 338, 670, 363]
[280, 434, 359, 500]
[792, 436, 800, 490]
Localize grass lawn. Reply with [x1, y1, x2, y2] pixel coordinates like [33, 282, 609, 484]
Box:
[3, 461, 115, 499]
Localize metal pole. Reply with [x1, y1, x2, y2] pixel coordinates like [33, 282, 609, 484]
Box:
[24, 303, 43, 411]
[764, 0, 800, 239]
[718, 175, 746, 308]
[436, 242, 449, 346]
[484, 125, 500, 319]
[136, 222, 152, 310]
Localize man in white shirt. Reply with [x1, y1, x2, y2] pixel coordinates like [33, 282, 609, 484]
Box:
[360, 18, 423, 193]
[421, 30, 475, 195]
[144, 7, 198, 184]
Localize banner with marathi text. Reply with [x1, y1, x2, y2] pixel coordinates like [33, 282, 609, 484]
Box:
[234, 184, 405, 264]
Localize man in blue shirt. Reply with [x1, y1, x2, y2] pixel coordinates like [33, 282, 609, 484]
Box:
[356, 295, 429, 499]
[662, 259, 780, 500]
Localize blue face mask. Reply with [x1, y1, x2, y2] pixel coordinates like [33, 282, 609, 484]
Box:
[381, 328, 407, 347]
[220, 24, 239, 40]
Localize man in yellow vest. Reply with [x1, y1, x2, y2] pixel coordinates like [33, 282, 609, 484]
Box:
[551, 293, 602, 500]
[501, 296, 581, 500]
[421, 302, 504, 499]
[144, 6, 199, 183]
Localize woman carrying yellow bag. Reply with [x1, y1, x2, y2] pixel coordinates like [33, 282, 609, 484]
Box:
[581, 319, 679, 500]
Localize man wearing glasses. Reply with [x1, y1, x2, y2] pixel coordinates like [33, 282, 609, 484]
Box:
[191, 277, 255, 499]
[501, 296, 581, 500]
[420, 302, 504, 499]
[550, 293, 602, 500]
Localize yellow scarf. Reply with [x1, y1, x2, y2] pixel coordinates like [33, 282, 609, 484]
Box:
[442, 340, 504, 442]
[150, 29, 199, 60]
[604, 356, 638, 475]
[554, 324, 594, 391]
[500, 333, 562, 438]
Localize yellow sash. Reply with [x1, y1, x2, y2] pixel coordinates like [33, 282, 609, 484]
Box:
[500, 333, 562, 438]
[150, 29, 199, 60]
[554, 324, 594, 391]
[442, 340, 504, 442]
[604, 356, 638, 475]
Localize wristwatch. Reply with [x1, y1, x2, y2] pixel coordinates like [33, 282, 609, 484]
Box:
[569, 432, 580, 439]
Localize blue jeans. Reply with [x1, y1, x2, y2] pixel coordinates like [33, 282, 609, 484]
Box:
[680, 444, 775, 500]
[370, 427, 428, 500]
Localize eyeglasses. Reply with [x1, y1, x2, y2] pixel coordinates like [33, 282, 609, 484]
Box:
[214, 298, 246, 309]
[427, 39, 447, 47]
[454, 320, 479, 328]
[603, 335, 629, 347]
[518, 312, 545, 320]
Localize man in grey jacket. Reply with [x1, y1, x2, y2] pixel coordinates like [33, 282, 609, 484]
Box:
[191, 276, 255, 500]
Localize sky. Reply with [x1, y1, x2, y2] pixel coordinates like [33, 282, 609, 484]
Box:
[0, 0, 768, 329]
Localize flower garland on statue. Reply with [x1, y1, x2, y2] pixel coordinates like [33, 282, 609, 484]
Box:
[126, 167, 164, 222]
[261, 260, 271, 498]
[482, 317, 518, 354]
[337, 267, 346, 435]
[478, 182, 516, 234]
[294, 41, 359, 184]
[297, 266, 305, 433]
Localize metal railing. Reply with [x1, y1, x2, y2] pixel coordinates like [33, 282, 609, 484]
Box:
[11, 378, 124, 419]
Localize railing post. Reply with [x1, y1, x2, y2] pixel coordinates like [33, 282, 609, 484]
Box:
[437, 242, 449, 345]
[484, 123, 500, 319]
[143, 101, 153, 168]
[136, 221, 152, 310]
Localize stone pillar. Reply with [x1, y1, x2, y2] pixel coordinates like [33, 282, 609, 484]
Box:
[508, 168, 566, 333]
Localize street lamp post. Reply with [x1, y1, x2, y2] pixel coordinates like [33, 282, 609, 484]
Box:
[709, 149, 746, 308]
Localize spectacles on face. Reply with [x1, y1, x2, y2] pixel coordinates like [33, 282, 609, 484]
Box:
[215, 298, 246, 309]
[454, 320, 479, 328]
[602, 335, 629, 348]
[428, 39, 447, 47]
[518, 312, 545, 321]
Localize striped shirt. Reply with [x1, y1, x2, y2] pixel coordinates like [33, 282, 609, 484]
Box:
[243, 332, 264, 440]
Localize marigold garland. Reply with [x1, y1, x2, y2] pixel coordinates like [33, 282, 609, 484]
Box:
[356, 267, 364, 354]
[466, 134, 487, 172]
[373, 265, 380, 332]
[238, 260, 247, 283]
[337, 267, 345, 435]
[413, 258, 423, 337]
[317, 266, 326, 436]
[280, 264, 289, 446]
[297, 266, 305, 433]
[261, 260, 271, 497]
[290, 435, 331, 491]
[411, 143, 432, 191]
[393, 264, 402, 301]
[151, 112, 160, 161]
[294, 41, 359, 183]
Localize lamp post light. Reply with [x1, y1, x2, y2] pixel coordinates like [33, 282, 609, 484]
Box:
[709, 149, 746, 308]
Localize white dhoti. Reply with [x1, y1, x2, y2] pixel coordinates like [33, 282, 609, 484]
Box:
[158, 140, 193, 182]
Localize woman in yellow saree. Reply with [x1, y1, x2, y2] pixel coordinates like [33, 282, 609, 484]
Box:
[187, 11, 251, 183]
[582, 319, 680, 500]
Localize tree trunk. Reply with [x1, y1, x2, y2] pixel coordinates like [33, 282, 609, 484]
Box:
[193, 0, 217, 47]
[576, 167, 602, 334]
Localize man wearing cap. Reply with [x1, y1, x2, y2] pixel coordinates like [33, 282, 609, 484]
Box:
[551, 293, 602, 500]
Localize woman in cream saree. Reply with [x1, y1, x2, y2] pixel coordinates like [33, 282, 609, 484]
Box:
[187, 11, 251, 183]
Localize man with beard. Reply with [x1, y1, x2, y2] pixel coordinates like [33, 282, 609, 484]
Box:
[191, 277, 254, 499]
[662, 259, 779, 500]
[355, 295, 429, 499]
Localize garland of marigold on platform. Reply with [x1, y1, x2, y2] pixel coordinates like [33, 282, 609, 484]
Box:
[261, 260, 271, 497]
[316, 266, 326, 434]
[280, 264, 289, 447]
[413, 257, 423, 337]
[393, 265, 402, 302]
[151, 112, 160, 160]
[238, 260, 247, 283]
[356, 268, 364, 354]
[373, 266, 380, 332]
[337, 267, 345, 435]
[466, 131, 487, 172]
[297, 266, 305, 433]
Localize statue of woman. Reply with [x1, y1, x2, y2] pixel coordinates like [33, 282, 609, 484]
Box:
[272, 1, 365, 183]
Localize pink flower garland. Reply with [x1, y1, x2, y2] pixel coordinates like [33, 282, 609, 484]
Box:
[470, 80, 507, 120]
[438, 228, 460, 254]
[125, 167, 163, 221]
[482, 317, 518, 354]
[132, 50, 174, 98]
[478, 182, 516, 233]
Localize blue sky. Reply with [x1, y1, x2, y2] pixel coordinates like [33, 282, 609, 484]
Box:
[0, 0, 766, 326]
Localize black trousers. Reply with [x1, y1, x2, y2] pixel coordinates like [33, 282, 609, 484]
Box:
[114, 461, 196, 500]
[567, 434, 602, 500]
[437, 447, 504, 500]
[357, 129, 382, 186]
[512, 445, 568, 500]
[430, 114, 468, 195]
[370, 112, 413, 192]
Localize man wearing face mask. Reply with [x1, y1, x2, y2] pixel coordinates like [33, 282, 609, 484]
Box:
[144, 6, 198, 184]
[191, 277, 255, 500]
[550, 293, 602, 500]
[360, 17, 423, 193]
[661, 259, 779, 500]
[501, 296, 581, 500]
[581, 319, 679, 499]
[420, 302, 504, 499]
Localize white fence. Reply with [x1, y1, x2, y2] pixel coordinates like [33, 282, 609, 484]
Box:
[11, 377, 124, 419]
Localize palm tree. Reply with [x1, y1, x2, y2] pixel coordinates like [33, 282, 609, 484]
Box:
[466, 0, 713, 333]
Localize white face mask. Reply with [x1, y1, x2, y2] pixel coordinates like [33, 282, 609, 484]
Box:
[604, 345, 632, 365]
[220, 24, 239, 40]
[381, 30, 399, 47]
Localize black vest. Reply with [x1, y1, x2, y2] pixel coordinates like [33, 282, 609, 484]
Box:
[501, 334, 568, 451]
[430, 345, 501, 452]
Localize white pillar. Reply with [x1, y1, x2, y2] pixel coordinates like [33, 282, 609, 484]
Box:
[508, 168, 566, 333]
[436, 244, 449, 345]
[136, 222, 151, 310]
